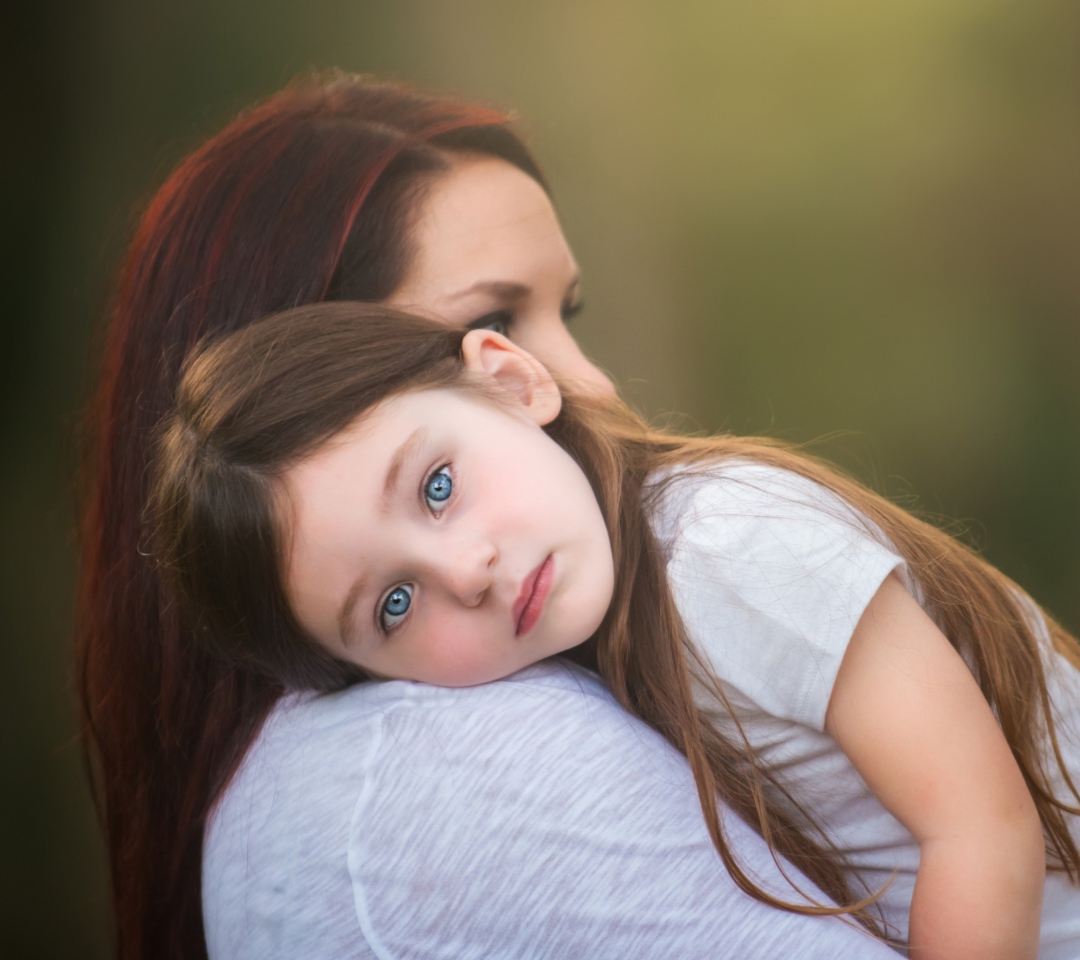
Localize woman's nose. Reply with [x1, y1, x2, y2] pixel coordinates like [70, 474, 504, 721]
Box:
[542, 320, 615, 398]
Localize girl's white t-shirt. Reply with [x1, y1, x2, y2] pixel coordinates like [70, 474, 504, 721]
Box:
[652, 460, 1080, 955]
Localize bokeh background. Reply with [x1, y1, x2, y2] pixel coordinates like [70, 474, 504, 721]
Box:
[4, 0, 1080, 955]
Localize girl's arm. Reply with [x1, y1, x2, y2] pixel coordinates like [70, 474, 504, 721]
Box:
[824, 573, 1045, 960]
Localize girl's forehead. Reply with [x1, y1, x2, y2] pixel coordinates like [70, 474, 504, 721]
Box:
[289, 388, 509, 480]
[281, 387, 534, 576]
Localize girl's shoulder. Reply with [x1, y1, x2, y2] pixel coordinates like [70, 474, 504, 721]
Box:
[648, 458, 872, 555]
[650, 459, 908, 728]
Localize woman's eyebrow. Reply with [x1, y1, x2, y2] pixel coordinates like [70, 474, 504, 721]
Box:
[448, 275, 581, 303]
[447, 280, 530, 302]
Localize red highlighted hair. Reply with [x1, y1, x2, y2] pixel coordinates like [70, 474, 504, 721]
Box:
[76, 73, 546, 960]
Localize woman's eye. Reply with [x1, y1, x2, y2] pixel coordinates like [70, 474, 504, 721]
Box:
[424, 466, 453, 512]
[561, 298, 584, 323]
[380, 584, 413, 632]
[468, 310, 512, 336]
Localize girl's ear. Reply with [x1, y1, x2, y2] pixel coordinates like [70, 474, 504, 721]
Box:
[460, 329, 562, 426]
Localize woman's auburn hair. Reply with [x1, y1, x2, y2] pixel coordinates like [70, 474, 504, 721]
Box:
[153, 301, 1080, 942]
[76, 72, 549, 960]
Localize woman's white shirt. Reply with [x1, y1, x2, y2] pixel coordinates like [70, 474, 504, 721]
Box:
[653, 460, 1080, 956]
[202, 662, 895, 959]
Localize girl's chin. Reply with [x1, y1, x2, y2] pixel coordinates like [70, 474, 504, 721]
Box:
[428, 658, 533, 689]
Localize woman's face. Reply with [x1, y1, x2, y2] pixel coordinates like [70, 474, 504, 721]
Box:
[386, 156, 615, 397]
[283, 336, 615, 686]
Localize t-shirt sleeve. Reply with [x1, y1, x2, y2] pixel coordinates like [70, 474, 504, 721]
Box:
[663, 462, 907, 730]
[347, 666, 895, 960]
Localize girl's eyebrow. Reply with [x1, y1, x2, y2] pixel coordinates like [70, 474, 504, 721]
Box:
[380, 426, 430, 515]
[338, 576, 367, 647]
[339, 425, 431, 646]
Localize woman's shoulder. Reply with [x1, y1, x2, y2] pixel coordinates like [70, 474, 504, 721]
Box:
[203, 662, 631, 958]
[231, 661, 614, 785]
[211, 661, 636, 837]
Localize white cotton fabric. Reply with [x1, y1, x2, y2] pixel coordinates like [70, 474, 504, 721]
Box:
[652, 460, 1080, 956]
[203, 661, 896, 959]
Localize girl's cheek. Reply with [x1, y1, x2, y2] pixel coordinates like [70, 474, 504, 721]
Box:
[417, 617, 509, 688]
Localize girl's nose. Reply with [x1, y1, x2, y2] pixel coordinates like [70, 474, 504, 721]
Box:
[437, 537, 497, 607]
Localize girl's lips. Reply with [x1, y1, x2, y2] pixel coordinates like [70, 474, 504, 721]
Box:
[514, 554, 554, 637]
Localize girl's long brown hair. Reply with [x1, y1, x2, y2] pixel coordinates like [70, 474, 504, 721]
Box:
[76, 73, 550, 960]
[152, 302, 1080, 940]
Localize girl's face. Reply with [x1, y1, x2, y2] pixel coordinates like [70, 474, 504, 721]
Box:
[283, 333, 616, 686]
[387, 155, 615, 397]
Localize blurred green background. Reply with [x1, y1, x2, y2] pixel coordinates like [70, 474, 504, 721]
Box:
[4, 0, 1079, 955]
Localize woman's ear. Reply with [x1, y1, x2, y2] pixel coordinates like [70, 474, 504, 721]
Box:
[460, 329, 562, 426]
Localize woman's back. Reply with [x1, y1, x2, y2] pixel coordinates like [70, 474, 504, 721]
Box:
[204, 661, 896, 960]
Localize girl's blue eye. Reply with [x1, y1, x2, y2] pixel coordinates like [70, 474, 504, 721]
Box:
[425, 467, 452, 510]
[380, 584, 413, 631]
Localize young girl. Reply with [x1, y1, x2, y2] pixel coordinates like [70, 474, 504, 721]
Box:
[151, 301, 1080, 959]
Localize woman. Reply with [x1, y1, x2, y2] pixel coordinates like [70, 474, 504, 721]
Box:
[84, 72, 894, 958]
[77, 73, 606, 960]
